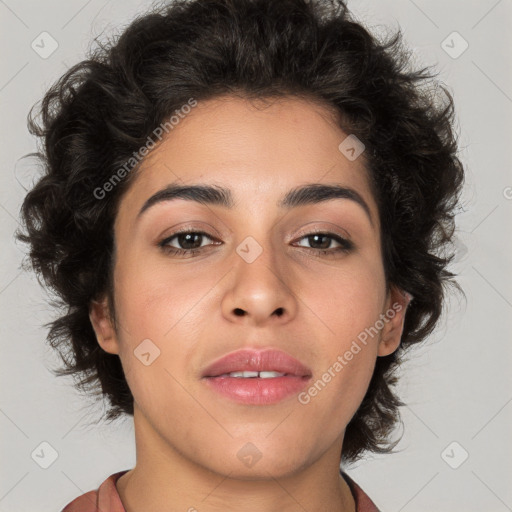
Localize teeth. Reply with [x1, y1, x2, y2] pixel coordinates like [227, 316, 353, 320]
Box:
[229, 371, 259, 378]
[222, 371, 286, 378]
[259, 371, 286, 378]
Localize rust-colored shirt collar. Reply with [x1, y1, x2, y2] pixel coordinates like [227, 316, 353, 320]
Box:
[61, 469, 380, 511]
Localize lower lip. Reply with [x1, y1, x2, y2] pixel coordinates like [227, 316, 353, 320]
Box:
[202, 375, 311, 405]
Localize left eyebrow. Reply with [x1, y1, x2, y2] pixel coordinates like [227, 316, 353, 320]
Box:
[137, 182, 374, 226]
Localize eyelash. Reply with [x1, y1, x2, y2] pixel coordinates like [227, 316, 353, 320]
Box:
[158, 229, 354, 258]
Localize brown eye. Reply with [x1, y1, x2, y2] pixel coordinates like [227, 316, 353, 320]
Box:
[158, 230, 219, 256]
[294, 232, 354, 255]
[171, 232, 206, 250]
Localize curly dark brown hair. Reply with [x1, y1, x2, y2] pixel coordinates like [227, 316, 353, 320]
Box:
[16, 0, 465, 464]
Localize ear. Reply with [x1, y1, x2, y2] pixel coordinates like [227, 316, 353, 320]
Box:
[377, 285, 413, 357]
[89, 296, 120, 355]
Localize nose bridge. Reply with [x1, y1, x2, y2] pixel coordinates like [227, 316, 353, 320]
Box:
[243, 236, 282, 281]
[235, 231, 286, 294]
[232, 205, 282, 276]
[221, 230, 297, 324]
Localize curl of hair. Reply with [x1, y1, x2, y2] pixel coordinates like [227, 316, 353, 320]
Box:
[17, 0, 465, 464]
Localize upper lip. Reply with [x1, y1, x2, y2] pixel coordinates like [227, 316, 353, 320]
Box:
[201, 348, 312, 378]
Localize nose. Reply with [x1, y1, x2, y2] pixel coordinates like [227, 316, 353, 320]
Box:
[220, 243, 298, 326]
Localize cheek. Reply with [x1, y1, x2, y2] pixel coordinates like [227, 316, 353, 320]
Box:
[296, 349, 376, 451]
[296, 301, 380, 442]
[111, 261, 206, 419]
[303, 254, 386, 342]
[112, 254, 217, 341]
[295, 259, 384, 419]
[110, 257, 220, 403]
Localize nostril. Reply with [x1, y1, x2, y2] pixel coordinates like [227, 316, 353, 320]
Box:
[234, 308, 245, 316]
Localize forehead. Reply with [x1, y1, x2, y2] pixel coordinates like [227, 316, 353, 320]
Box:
[117, 95, 377, 223]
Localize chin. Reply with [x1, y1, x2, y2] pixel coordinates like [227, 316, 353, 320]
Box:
[205, 442, 312, 481]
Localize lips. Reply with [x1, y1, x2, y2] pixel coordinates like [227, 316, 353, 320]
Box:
[201, 348, 312, 405]
[201, 348, 312, 378]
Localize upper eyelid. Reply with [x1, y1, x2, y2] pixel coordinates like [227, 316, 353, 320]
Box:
[159, 229, 216, 244]
[293, 226, 350, 238]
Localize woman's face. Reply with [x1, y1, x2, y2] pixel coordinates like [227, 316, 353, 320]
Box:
[91, 95, 409, 477]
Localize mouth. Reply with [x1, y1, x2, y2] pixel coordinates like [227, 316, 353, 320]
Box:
[201, 348, 312, 378]
[201, 348, 312, 405]
[214, 370, 291, 378]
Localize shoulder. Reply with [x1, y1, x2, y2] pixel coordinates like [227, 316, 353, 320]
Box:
[341, 471, 381, 512]
[60, 470, 129, 512]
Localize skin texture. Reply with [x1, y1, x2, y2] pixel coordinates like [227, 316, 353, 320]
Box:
[89, 95, 410, 511]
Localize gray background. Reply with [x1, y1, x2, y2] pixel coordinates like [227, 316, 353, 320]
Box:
[1, 0, 511, 511]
